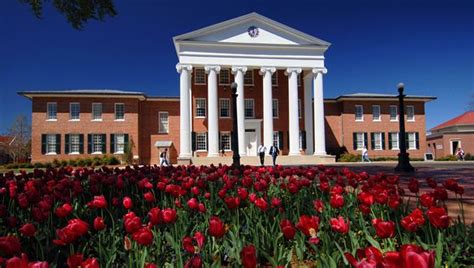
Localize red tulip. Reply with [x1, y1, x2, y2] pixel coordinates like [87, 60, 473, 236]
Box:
[123, 197, 133, 209]
[420, 193, 435, 208]
[296, 215, 320, 244]
[87, 195, 107, 209]
[53, 219, 89, 246]
[280, 219, 296, 240]
[184, 255, 202, 268]
[330, 216, 350, 235]
[400, 244, 435, 268]
[426, 207, 449, 229]
[82, 257, 100, 268]
[208, 216, 225, 238]
[187, 198, 199, 210]
[145, 264, 158, 268]
[93, 217, 106, 231]
[371, 219, 395, 239]
[67, 254, 84, 268]
[148, 207, 162, 225]
[401, 208, 425, 232]
[313, 199, 324, 213]
[132, 227, 153, 246]
[144, 192, 155, 202]
[19, 223, 36, 237]
[6, 253, 28, 268]
[358, 192, 374, 206]
[408, 178, 420, 193]
[271, 197, 282, 208]
[237, 187, 248, 200]
[162, 208, 177, 224]
[241, 245, 257, 268]
[330, 194, 344, 208]
[123, 212, 141, 234]
[254, 197, 268, 211]
[55, 203, 73, 218]
[0, 235, 21, 256]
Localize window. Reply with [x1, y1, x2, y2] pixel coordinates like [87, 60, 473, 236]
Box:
[47, 102, 57, 120]
[194, 68, 206, 84]
[273, 131, 280, 148]
[298, 99, 302, 119]
[114, 134, 125, 154]
[196, 133, 207, 151]
[407, 132, 417, 150]
[372, 105, 381, 121]
[195, 98, 206, 117]
[47, 134, 57, 154]
[92, 134, 103, 154]
[115, 103, 125, 120]
[245, 99, 255, 118]
[219, 99, 230, 118]
[272, 72, 278, 86]
[272, 99, 279, 118]
[159, 112, 169, 133]
[372, 132, 383, 150]
[219, 69, 230, 85]
[244, 70, 254, 85]
[70, 103, 80, 120]
[389, 132, 399, 150]
[92, 103, 102, 121]
[407, 105, 415, 121]
[355, 105, 364, 121]
[69, 134, 80, 154]
[354, 132, 366, 150]
[390, 105, 398, 121]
[220, 132, 231, 151]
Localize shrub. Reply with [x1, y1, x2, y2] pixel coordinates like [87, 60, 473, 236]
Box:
[338, 153, 360, 162]
[435, 155, 458, 161]
[52, 159, 60, 168]
[33, 162, 44, 169]
[107, 156, 121, 165]
[44, 162, 52, 168]
[60, 160, 68, 167]
[68, 159, 77, 167]
[465, 153, 473, 160]
[77, 158, 86, 167]
[84, 158, 93, 167]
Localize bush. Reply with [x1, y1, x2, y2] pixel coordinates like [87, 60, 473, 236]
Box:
[44, 162, 52, 169]
[338, 153, 360, 162]
[435, 155, 458, 161]
[465, 153, 473, 160]
[84, 158, 93, 167]
[5, 163, 19, 169]
[33, 162, 44, 169]
[107, 156, 120, 165]
[68, 159, 77, 167]
[77, 158, 86, 167]
[60, 160, 68, 167]
[52, 159, 60, 168]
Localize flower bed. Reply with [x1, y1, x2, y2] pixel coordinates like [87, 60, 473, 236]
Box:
[0, 165, 472, 267]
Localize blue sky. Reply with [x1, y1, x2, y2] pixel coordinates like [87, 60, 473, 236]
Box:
[0, 0, 472, 132]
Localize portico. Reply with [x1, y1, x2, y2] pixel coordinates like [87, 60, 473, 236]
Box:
[174, 13, 332, 163]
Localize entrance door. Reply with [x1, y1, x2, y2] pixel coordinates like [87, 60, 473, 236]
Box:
[451, 141, 460, 155]
[245, 129, 257, 156]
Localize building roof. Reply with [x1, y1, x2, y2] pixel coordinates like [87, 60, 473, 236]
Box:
[18, 89, 147, 100]
[0, 136, 14, 145]
[326, 93, 437, 102]
[431, 111, 474, 131]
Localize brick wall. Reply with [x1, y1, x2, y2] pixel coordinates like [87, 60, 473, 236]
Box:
[427, 133, 474, 158]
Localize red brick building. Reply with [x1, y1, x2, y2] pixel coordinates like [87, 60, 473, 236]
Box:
[19, 90, 434, 164]
[427, 111, 474, 159]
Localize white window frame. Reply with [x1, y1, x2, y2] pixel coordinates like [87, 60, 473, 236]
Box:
[219, 98, 230, 118]
[273, 131, 280, 148]
[115, 103, 125, 121]
[297, 73, 302, 87]
[220, 132, 231, 151]
[372, 105, 381, 122]
[92, 103, 102, 121]
[195, 98, 206, 118]
[114, 134, 125, 154]
[46, 134, 57, 155]
[390, 105, 398, 122]
[69, 134, 80, 155]
[272, 72, 278, 86]
[272, 99, 279, 118]
[92, 134, 103, 154]
[47, 102, 57, 121]
[244, 98, 255, 119]
[159, 112, 169, 133]
[244, 70, 254, 86]
[373, 132, 383, 150]
[194, 68, 206, 85]
[355, 105, 364, 121]
[407, 132, 417, 150]
[407, 105, 415, 122]
[69, 102, 80, 121]
[355, 132, 365, 150]
[219, 69, 230, 85]
[196, 133, 207, 152]
[390, 132, 399, 150]
[298, 99, 302, 119]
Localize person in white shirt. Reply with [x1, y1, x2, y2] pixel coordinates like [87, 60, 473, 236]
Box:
[361, 146, 371, 162]
[257, 144, 266, 166]
[160, 148, 169, 166]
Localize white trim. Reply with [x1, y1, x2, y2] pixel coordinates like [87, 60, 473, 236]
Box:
[390, 105, 398, 122]
[373, 132, 383, 150]
[69, 102, 80, 121]
[91, 103, 102, 121]
[244, 69, 254, 86]
[219, 131, 232, 151]
[158, 111, 169, 133]
[372, 105, 381, 122]
[449, 139, 462, 155]
[218, 68, 231, 85]
[195, 132, 207, 152]
[272, 98, 279, 119]
[46, 102, 57, 121]
[194, 68, 206, 85]
[244, 98, 255, 118]
[195, 98, 207, 118]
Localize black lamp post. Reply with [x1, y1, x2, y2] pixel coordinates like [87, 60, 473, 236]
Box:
[230, 82, 240, 167]
[395, 83, 415, 173]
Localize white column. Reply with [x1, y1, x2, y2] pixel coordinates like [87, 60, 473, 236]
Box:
[260, 67, 276, 149]
[313, 68, 327, 156]
[286, 68, 302, 156]
[205, 65, 221, 157]
[177, 63, 193, 158]
[231, 66, 248, 156]
[304, 72, 314, 155]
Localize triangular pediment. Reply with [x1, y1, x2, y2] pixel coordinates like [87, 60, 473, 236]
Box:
[174, 12, 330, 47]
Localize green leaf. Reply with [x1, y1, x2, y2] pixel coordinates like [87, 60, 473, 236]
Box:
[435, 232, 443, 267]
[328, 255, 337, 268]
[365, 234, 381, 249]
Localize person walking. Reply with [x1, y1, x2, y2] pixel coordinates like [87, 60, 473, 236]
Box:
[456, 147, 465, 161]
[269, 144, 280, 166]
[361, 146, 371, 162]
[160, 148, 169, 166]
[257, 144, 266, 166]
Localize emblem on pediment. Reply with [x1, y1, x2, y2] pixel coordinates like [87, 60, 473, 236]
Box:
[247, 26, 259, 38]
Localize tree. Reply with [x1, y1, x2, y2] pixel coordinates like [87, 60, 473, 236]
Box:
[19, 0, 117, 29]
[7, 115, 31, 163]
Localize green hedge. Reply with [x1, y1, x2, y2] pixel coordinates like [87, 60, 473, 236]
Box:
[338, 153, 425, 162]
[1, 155, 121, 170]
